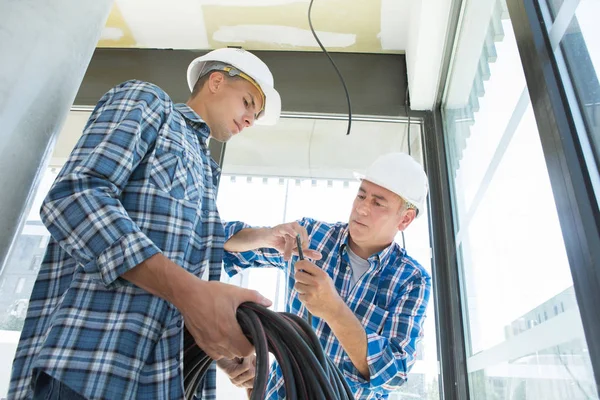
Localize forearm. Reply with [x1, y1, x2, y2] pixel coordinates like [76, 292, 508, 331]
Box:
[224, 227, 271, 252]
[122, 253, 200, 309]
[327, 302, 370, 379]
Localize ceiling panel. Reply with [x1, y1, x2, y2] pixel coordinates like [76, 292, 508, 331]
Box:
[97, 0, 411, 53]
[92, 0, 455, 110]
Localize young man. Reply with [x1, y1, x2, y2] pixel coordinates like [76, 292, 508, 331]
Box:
[222, 152, 432, 399]
[9, 48, 281, 400]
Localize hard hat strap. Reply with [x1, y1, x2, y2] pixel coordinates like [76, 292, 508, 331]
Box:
[198, 63, 266, 119]
[222, 66, 266, 119]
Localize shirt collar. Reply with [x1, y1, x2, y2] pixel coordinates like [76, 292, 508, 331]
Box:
[175, 103, 210, 141]
[340, 225, 351, 250]
[340, 224, 403, 266]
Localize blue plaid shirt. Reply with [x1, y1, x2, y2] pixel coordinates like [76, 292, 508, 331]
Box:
[9, 80, 223, 400]
[223, 218, 431, 400]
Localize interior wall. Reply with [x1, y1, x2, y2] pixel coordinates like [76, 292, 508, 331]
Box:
[74, 49, 413, 117]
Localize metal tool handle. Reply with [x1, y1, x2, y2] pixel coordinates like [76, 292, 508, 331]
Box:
[295, 234, 313, 327]
[295, 234, 305, 260]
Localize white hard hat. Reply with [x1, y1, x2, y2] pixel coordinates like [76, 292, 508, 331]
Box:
[354, 153, 429, 217]
[187, 48, 281, 125]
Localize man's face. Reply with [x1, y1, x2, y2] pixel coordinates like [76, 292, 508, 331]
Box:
[348, 180, 414, 248]
[200, 73, 264, 142]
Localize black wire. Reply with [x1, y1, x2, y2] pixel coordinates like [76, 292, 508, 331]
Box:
[183, 302, 355, 400]
[283, 312, 354, 399]
[251, 303, 336, 399]
[401, 86, 411, 251]
[308, 0, 352, 135]
[405, 86, 412, 156]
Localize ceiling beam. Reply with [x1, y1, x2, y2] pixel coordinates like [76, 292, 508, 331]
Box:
[75, 48, 410, 117]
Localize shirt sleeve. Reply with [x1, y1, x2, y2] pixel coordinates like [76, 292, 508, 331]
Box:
[222, 218, 316, 277]
[40, 80, 167, 289]
[341, 271, 431, 394]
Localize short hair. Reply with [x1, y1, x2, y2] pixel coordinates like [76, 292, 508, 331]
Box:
[190, 62, 243, 97]
[399, 197, 417, 214]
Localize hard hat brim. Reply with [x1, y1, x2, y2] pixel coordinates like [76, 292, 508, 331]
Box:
[353, 171, 423, 218]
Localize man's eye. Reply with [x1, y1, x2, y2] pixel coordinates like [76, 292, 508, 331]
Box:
[243, 98, 249, 107]
[357, 195, 365, 199]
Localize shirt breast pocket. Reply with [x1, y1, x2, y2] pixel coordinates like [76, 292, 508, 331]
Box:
[148, 135, 200, 203]
[363, 304, 390, 335]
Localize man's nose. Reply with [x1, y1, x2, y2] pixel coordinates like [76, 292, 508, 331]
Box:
[356, 202, 369, 216]
[243, 112, 255, 128]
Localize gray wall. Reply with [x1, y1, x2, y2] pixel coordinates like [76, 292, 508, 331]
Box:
[75, 49, 409, 117]
[0, 0, 114, 274]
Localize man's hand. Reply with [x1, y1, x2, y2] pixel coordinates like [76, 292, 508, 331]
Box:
[293, 260, 343, 320]
[217, 354, 257, 389]
[294, 260, 371, 379]
[224, 222, 322, 261]
[175, 280, 272, 360]
[265, 222, 322, 261]
[121, 254, 272, 361]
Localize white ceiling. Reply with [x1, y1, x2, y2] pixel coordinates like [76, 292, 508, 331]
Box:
[99, 0, 413, 53]
[95, 0, 455, 110]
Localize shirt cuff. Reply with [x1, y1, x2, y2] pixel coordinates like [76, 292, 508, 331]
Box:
[342, 329, 407, 392]
[92, 231, 162, 289]
[223, 221, 252, 240]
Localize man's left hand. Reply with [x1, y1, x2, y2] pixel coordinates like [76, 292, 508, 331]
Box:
[216, 353, 256, 389]
[294, 260, 343, 320]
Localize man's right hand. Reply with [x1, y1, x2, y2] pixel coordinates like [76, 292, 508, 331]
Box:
[123, 254, 272, 360]
[263, 222, 322, 261]
[174, 279, 272, 360]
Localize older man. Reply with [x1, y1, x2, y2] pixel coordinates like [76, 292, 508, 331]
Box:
[222, 152, 432, 399]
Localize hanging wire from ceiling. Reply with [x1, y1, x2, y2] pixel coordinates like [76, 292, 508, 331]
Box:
[308, 0, 352, 136]
[405, 86, 412, 156]
[401, 86, 412, 250]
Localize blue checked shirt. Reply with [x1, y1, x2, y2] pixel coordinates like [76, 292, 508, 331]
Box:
[9, 80, 223, 400]
[223, 218, 431, 400]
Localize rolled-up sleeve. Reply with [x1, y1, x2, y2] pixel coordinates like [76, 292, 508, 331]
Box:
[222, 218, 318, 277]
[222, 221, 286, 277]
[40, 81, 166, 289]
[341, 273, 431, 394]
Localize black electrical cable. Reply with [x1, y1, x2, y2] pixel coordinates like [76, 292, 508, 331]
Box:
[404, 86, 412, 156]
[183, 302, 355, 400]
[401, 86, 412, 250]
[308, 0, 352, 135]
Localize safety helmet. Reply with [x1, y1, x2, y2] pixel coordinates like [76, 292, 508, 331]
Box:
[354, 153, 429, 217]
[187, 48, 281, 125]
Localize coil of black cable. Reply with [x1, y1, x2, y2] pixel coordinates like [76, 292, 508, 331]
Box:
[183, 302, 355, 400]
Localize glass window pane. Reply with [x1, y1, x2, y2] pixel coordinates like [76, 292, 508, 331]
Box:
[546, 0, 600, 175]
[564, 0, 600, 171]
[442, 0, 598, 398]
[462, 105, 575, 353]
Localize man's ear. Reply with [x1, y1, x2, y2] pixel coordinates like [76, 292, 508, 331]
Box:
[397, 209, 417, 232]
[207, 71, 225, 94]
